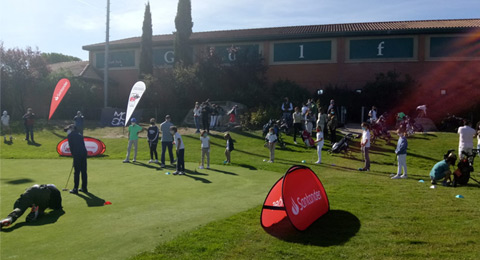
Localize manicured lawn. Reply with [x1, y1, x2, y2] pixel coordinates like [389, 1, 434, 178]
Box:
[1, 125, 480, 259]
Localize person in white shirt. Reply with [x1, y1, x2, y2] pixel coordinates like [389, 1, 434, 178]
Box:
[170, 126, 185, 175]
[359, 122, 371, 171]
[314, 126, 324, 164]
[193, 102, 202, 133]
[476, 121, 480, 157]
[265, 127, 278, 163]
[1, 111, 12, 142]
[368, 106, 377, 124]
[199, 130, 210, 169]
[457, 120, 476, 158]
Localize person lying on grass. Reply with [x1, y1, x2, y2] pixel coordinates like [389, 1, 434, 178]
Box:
[429, 152, 457, 186]
[1, 184, 63, 230]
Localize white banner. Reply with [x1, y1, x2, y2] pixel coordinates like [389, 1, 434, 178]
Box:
[125, 81, 146, 126]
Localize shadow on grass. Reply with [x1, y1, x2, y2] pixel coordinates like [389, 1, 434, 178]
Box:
[183, 169, 212, 184]
[208, 168, 239, 175]
[132, 161, 162, 170]
[3, 139, 13, 145]
[27, 141, 42, 147]
[2, 209, 65, 232]
[3, 178, 35, 185]
[75, 192, 106, 207]
[263, 210, 360, 246]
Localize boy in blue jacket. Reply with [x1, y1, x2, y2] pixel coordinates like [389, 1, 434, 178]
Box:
[392, 128, 408, 179]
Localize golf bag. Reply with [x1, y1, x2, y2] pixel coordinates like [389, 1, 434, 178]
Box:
[328, 133, 355, 154]
[371, 118, 391, 144]
[452, 149, 479, 187]
[301, 130, 315, 148]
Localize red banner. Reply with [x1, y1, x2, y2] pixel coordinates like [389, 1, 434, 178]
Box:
[261, 166, 329, 231]
[56, 137, 106, 157]
[48, 78, 71, 120]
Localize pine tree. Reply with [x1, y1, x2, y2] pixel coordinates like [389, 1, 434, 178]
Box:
[174, 0, 193, 66]
[139, 2, 153, 78]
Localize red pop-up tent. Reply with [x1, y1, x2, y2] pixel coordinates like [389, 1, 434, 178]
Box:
[261, 165, 329, 231]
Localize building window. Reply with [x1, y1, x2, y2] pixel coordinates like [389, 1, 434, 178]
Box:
[428, 36, 480, 60]
[272, 40, 333, 64]
[347, 37, 416, 62]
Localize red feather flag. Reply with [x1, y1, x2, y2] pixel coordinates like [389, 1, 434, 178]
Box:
[48, 78, 71, 120]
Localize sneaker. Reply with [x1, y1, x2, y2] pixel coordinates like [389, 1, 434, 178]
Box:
[199, 166, 204, 169]
[389, 173, 396, 177]
[358, 168, 365, 171]
[391, 175, 402, 179]
[431, 180, 437, 185]
[160, 163, 166, 168]
[154, 160, 159, 164]
[315, 161, 321, 164]
[442, 180, 451, 187]
[69, 189, 78, 194]
[79, 188, 88, 193]
[148, 160, 154, 163]
[26, 206, 39, 222]
[123, 160, 130, 163]
[294, 141, 298, 144]
[172, 171, 179, 175]
[172, 160, 177, 164]
[132, 159, 136, 163]
[267, 160, 273, 163]
[178, 172, 185, 175]
[400, 175, 408, 179]
[223, 160, 228, 164]
[206, 166, 210, 169]
[0, 217, 12, 229]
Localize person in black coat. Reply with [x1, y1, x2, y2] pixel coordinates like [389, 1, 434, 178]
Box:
[1, 184, 63, 230]
[65, 124, 88, 194]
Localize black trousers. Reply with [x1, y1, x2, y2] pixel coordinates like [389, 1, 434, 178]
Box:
[24, 125, 34, 142]
[330, 128, 336, 144]
[202, 115, 210, 132]
[176, 149, 185, 172]
[293, 123, 302, 142]
[149, 142, 158, 160]
[161, 142, 174, 164]
[73, 156, 88, 190]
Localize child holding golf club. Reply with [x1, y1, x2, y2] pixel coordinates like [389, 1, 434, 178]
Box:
[314, 126, 324, 164]
[265, 127, 277, 163]
[171, 126, 185, 175]
[199, 130, 210, 169]
[224, 133, 234, 164]
[123, 118, 142, 163]
[392, 127, 408, 179]
[147, 118, 159, 164]
[66, 124, 88, 194]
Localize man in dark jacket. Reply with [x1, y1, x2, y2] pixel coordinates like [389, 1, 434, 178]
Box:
[22, 108, 35, 143]
[1, 184, 63, 230]
[65, 124, 88, 194]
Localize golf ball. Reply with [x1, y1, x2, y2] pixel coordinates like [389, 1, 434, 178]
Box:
[263, 159, 266, 162]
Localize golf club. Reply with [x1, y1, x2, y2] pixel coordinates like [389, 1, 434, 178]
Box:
[62, 165, 74, 191]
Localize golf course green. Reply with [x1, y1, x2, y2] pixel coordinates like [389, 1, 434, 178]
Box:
[1, 126, 480, 259]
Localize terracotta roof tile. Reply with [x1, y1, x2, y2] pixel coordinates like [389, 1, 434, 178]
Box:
[83, 19, 480, 50]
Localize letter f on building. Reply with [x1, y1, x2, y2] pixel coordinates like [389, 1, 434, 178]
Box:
[377, 41, 385, 56]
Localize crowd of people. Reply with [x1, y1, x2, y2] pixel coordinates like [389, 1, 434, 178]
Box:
[193, 100, 237, 134]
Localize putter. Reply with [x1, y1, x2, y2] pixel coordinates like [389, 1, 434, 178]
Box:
[62, 165, 74, 191]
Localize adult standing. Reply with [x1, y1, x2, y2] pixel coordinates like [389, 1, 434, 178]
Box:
[327, 111, 337, 144]
[292, 107, 303, 144]
[317, 108, 327, 135]
[281, 97, 293, 125]
[327, 99, 336, 114]
[304, 110, 315, 135]
[210, 104, 218, 130]
[123, 118, 143, 163]
[457, 120, 476, 158]
[160, 115, 175, 167]
[201, 102, 211, 133]
[193, 102, 201, 133]
[147, 118, 159, 164]
[73, 111, 84, 135]
[23, 108, 35, 143]
[65, 124, 88, 194]
[216, 105, 225, 127]
[368, 106, 377, 124]
[1, 110, 12, 142]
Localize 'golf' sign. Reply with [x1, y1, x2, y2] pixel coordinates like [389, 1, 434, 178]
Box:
[261, 165, 329, 231]
[57, 137, 106, 157]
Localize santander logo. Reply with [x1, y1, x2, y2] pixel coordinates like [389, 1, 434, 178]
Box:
[290, 189, 323, 216]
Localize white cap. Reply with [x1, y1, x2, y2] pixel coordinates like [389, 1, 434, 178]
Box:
[2, 111, 7, 115]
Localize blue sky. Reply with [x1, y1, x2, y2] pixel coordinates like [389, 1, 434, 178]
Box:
[1, 0, 479, 60]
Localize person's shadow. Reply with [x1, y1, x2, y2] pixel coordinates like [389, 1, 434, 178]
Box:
[263, 210, 361, 246]
[1, 209, 65, 232]
[75, 192, 106, 207]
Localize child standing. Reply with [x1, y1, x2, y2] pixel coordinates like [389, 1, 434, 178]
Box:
[147, 118, 159, 164]
[265, 127, 277, 163]
[171, 126, 185, 175]
[224, 133, 234, 164]
[1, 111, 12, 142]
[359, 122, 371, 171]
[123, 118, 142, 163]
[392, 128, 408, 179]
[314, 126, 324, 164]
[199, 130, 210, 169]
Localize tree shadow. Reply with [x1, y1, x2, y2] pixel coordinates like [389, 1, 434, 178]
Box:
[1, 209, 65, 232]
[263, 210, 361, 246]
[75, 192, 106, 207]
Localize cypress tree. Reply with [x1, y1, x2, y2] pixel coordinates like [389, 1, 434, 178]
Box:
[139, 2, 153, 78]
[174, 0, 193, 66]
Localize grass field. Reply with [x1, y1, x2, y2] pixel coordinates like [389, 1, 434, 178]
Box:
[1, 124, 480, 259]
